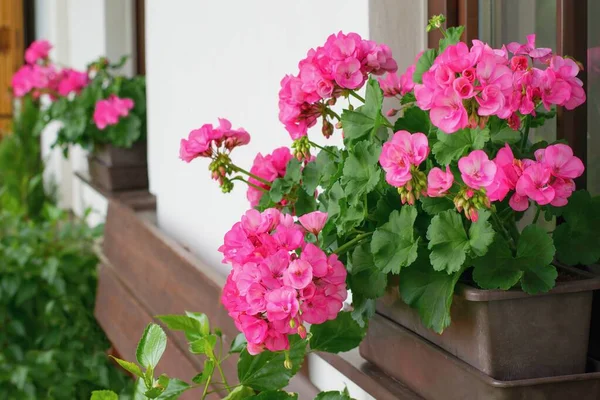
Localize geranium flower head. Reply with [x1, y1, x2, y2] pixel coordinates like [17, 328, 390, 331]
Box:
[458, 150, 497, 190]
[427, 166, 454, 197]
[25, 40, 52, 64]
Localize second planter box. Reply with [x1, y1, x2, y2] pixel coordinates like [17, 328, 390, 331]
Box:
[377, 268, 600, 380]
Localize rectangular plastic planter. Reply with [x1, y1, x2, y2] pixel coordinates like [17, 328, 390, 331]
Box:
[88, 157, 148, 192]
[360, 314, 600, 400]
[588, 265, 600, 360]
[376, 267, 600, 380]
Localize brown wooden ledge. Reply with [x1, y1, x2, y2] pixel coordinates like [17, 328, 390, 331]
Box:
[75, 171, 156, 211]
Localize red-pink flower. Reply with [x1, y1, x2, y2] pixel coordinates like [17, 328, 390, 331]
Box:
[507, 34, 552, 61]
[334, 58, 365, 89]
[239, 315, 268, 345]
[550, 177, 576, 207]
[430, 87, 469, 134]
[379, 140, 412, 188]
[427, 166, 454, 197]
[458, 150, 497, 190]
[515, 163, 555, 205]
[179, 124, 214, 162]
[57, 69, 89, 96]
[452, 77, 475, 99]
[300, 243, 328, 278]
[284, 260, 313, 290]
[299, 211, 328, 236]
[509, 193, 530, 212]
[25, 40, 52, 64]
[389, 130, 429, 166]
[477, 84, 509, 118]
[93, 95, 134, 130]
[247, 147, 293, 207]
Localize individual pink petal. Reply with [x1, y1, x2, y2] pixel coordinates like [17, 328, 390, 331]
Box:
[299, 211, 328, 235]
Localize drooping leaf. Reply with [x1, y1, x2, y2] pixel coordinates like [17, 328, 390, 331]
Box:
[432, 127, 490, 165]
[371, 207, 420, 274]
[467, 210, 495, 257]
[238, 335, 306, 391]
[399, 247, 463, 333]
[156, 313, 208, 341]
[420, 196, 454, 215]
[189, 335, 217, 358]
[309, 312, 367, 353]
[110, 357, 143, 378]
[472, 236, 522, 290]
[136, 323, 168, 369]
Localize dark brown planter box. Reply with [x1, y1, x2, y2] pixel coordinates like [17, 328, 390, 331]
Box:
[588, 265, 600, 360]
[88, 142, 148, 192]
[376, 268, 600, 381]
[360, 314, 600, 400]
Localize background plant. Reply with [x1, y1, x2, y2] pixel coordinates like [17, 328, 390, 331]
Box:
[0, 205, 133, 399]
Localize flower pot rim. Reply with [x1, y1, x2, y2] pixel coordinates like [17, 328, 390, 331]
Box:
[458, 264, 600, 302]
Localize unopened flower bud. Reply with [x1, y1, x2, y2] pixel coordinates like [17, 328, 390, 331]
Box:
[322, 119, 334, 138]
[468, 208, 479, 222]
[335, 121, 343, 130]
[327, 97, 337, 106]
[386, 108, 398, 117]
[297, 325, 307, 339]
[348, 104, 355, 111]
[407, 192, 415, 205]
[289, 319, 297, 329]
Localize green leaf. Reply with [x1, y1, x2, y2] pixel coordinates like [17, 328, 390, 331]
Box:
[432, 127, 490, 165]
[302, 161, 320, 194]
[467, 210, 495, 257]
[238, 335, 307, 391]
[521, 263, 558, 294]
[249, 391, 299, 400]
[393, 106, 431, 134]
[420, 196, 454, 215]
[552, 191, 600, 266]
[427, 210, 469, 273]
[295, 188, 317, 217]
[230, 333, 248, 354]
[413, 48, 437, 84]
[284, 159, 302, 184]
[399, 247, 463, 333]
[341, 141, 381, 205]
[110, 356, 143, 378]
[349, 242, 375, 275]
[314, 391, 353, 400]
[223, 386, 256, 400]
[363, 78, 384, 117]
[189, 335, 217, 357]
[472, 236, 523, 290]
[348, 265, 387, 299]
[156, 379, 191, 400]
[156, 314, 207, 341]
[340, 110, 376, 142]
[350, 295, 376, 328]
[491, 127, 521, 145]
[309, 312, 366, 353]
[91, 391, 119, 400]
[184, 311, 210, 335]
[315, 147, 343, 190]
[145, 387, 165, 399]
[136, 323, 168, 369]
[371, 207, 420, 274]
[439, 26, 465, 52]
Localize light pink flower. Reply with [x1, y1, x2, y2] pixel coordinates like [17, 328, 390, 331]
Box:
[378, 72, 402, 97]
[390, 130, 429, 166]
[379, 141, 412, 187]
[453, 77, 475, 99]
[427, 166, 454, 197]
[300, 243, 329, 278]
[536, 144, 584, 180]
[265, 286, 299, 321]
[515, 163, 555, 205]
[458, 150, 497, 190]
[430, 87, 469, 134]
[507, 34, 552, 60]
[93, 95, 134, 130]
[476, 84, 509, 117]
[179, 124, 214, 162]
[299, 211, 328, 235]
[258, 250, 290, 290]
[284, 259, 313, 290]
[539, 69, 571, 110]
[550, 177, 576, 207]
[25, 40, 52, 64]
[437, 42, 475, 72]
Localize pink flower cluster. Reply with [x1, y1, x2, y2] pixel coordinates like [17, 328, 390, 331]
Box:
[455, 143, 583, 211]
[12, 40, 89, 99]
[414, 35, 586, 134]
[379, 130, 429, 187]
[247, 147, 293, 207]
[279, 32, 398, 139]
[179, 119, 251, 163]
[220, 209, 346, 354]
[93, 95, 134, 130]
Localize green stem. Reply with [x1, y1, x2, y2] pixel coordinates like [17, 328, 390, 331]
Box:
[382, 118, 394, 128]
[215, 361, 231, 393]
[230, 164, 271, 186]
[327, 108, 341, 121]
[348, 90, 365, 103]
[532, 205, 542, 225]
[439, 26, 448, 38]
[491, 212, 517, 252]
[201, 371, 212, 399]
[333, 232, 374, 255]
[309, 140, 335, 156]
[231, 176, 268, 192]
[520, 115, 532, 152]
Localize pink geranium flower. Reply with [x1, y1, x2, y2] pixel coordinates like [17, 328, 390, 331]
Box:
[265, 286, 300, 321]
[239, 315, 268, 345]
[507, 34, 552, 60]
[299, 211, 328, 236]
[57, 68, 89, 97]
[334, 58, 365, 89]
[389, 130, 429, 166]
[93, 95, 134, 130]
[379, 141, 412, 187]
[458, 150, 497, 190]
[515, 163, 555, 205]
[300, 243, 328, 278]
[535, 144, 584, 180]
[427, 166, 454, 197]
[25, 40, 52, 64]
[430, 87, 469, 134]
[284, 260, 313, 290]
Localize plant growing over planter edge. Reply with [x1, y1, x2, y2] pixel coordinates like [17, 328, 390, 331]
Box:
[178, 14, 598, 376]
[93, 314, 359, 399]
[11, 40, 146, 155]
